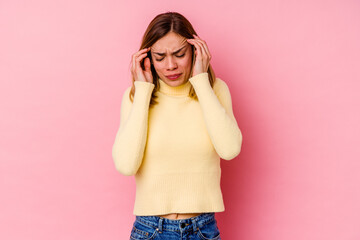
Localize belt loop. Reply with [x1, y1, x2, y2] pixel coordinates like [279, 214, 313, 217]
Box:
[191, 217, 197, 233]
[158, 217, 163, 233]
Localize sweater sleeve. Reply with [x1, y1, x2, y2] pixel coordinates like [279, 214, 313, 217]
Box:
[189, 72, 243, 160]
[112, 81, 155, 176]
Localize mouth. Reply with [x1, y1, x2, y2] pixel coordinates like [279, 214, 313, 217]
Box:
[166, 73, 182, 80]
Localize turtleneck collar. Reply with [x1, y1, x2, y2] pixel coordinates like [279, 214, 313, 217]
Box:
[157, 78, 191, 96]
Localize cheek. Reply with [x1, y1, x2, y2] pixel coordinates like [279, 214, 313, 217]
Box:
[181, 56, 192, 69]
[152, 62, 163, 71]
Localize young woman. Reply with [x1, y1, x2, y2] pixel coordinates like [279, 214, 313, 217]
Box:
[112, 11, 242, 240]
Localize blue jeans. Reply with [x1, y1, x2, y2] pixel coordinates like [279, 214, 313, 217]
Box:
[130, 212, 221, 240]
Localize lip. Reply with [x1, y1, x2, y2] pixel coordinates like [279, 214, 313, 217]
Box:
[166, 73, 182, 79]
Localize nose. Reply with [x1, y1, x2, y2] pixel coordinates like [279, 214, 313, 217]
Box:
[166, 56, 177, 70]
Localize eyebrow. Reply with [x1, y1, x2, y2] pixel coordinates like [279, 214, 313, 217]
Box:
[152, 45, 187, 56]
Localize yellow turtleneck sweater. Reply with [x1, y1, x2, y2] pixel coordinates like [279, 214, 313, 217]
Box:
[112, 72, 242, 216]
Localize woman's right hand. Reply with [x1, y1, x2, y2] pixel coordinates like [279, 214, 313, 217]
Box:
[131, 47, 153, 84]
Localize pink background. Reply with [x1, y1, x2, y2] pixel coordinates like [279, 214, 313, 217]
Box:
[1, 0, 359, 239]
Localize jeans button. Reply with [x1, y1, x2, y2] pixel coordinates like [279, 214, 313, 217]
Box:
[180, 222, 186, 228]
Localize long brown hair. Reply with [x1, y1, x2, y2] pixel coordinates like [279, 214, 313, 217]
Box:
[128, 11, 216, 106]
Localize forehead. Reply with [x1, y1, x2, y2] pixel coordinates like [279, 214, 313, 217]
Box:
[151, 32, 188, 52]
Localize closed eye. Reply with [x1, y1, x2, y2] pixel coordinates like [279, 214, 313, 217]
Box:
[155, 53, 185, 62]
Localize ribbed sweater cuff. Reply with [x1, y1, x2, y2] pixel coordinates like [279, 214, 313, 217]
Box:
[188, 72, 212, 91]
[133, 81, 155, 105]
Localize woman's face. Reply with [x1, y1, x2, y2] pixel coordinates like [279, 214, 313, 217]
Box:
[150, 32, 193, 87]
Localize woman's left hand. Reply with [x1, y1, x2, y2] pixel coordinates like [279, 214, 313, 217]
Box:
[186, 34, 212, 78]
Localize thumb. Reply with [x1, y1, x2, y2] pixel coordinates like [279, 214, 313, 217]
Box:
[144, 57, 151, 73]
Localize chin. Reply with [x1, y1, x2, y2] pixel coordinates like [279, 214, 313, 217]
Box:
[168, 80, 182, 87]
[163, 76, 182, 85]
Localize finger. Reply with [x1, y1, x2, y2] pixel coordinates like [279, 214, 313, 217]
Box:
[196, 42, 208, 70]
[193, 39, 206, 59]
[134, 52, 148, 74]
[191, 38, 211, 72]
[132, 48, 150, 70]
[136, 47, 150, 55]
[193, 35, 211, 60]
[187, 39, 203, 58]
[135, 52, 148, 67]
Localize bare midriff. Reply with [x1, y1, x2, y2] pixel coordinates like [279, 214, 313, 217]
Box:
[156, 213, 202, 220]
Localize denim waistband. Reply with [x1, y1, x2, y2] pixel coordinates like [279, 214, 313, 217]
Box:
[135, 212, 215, 233]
